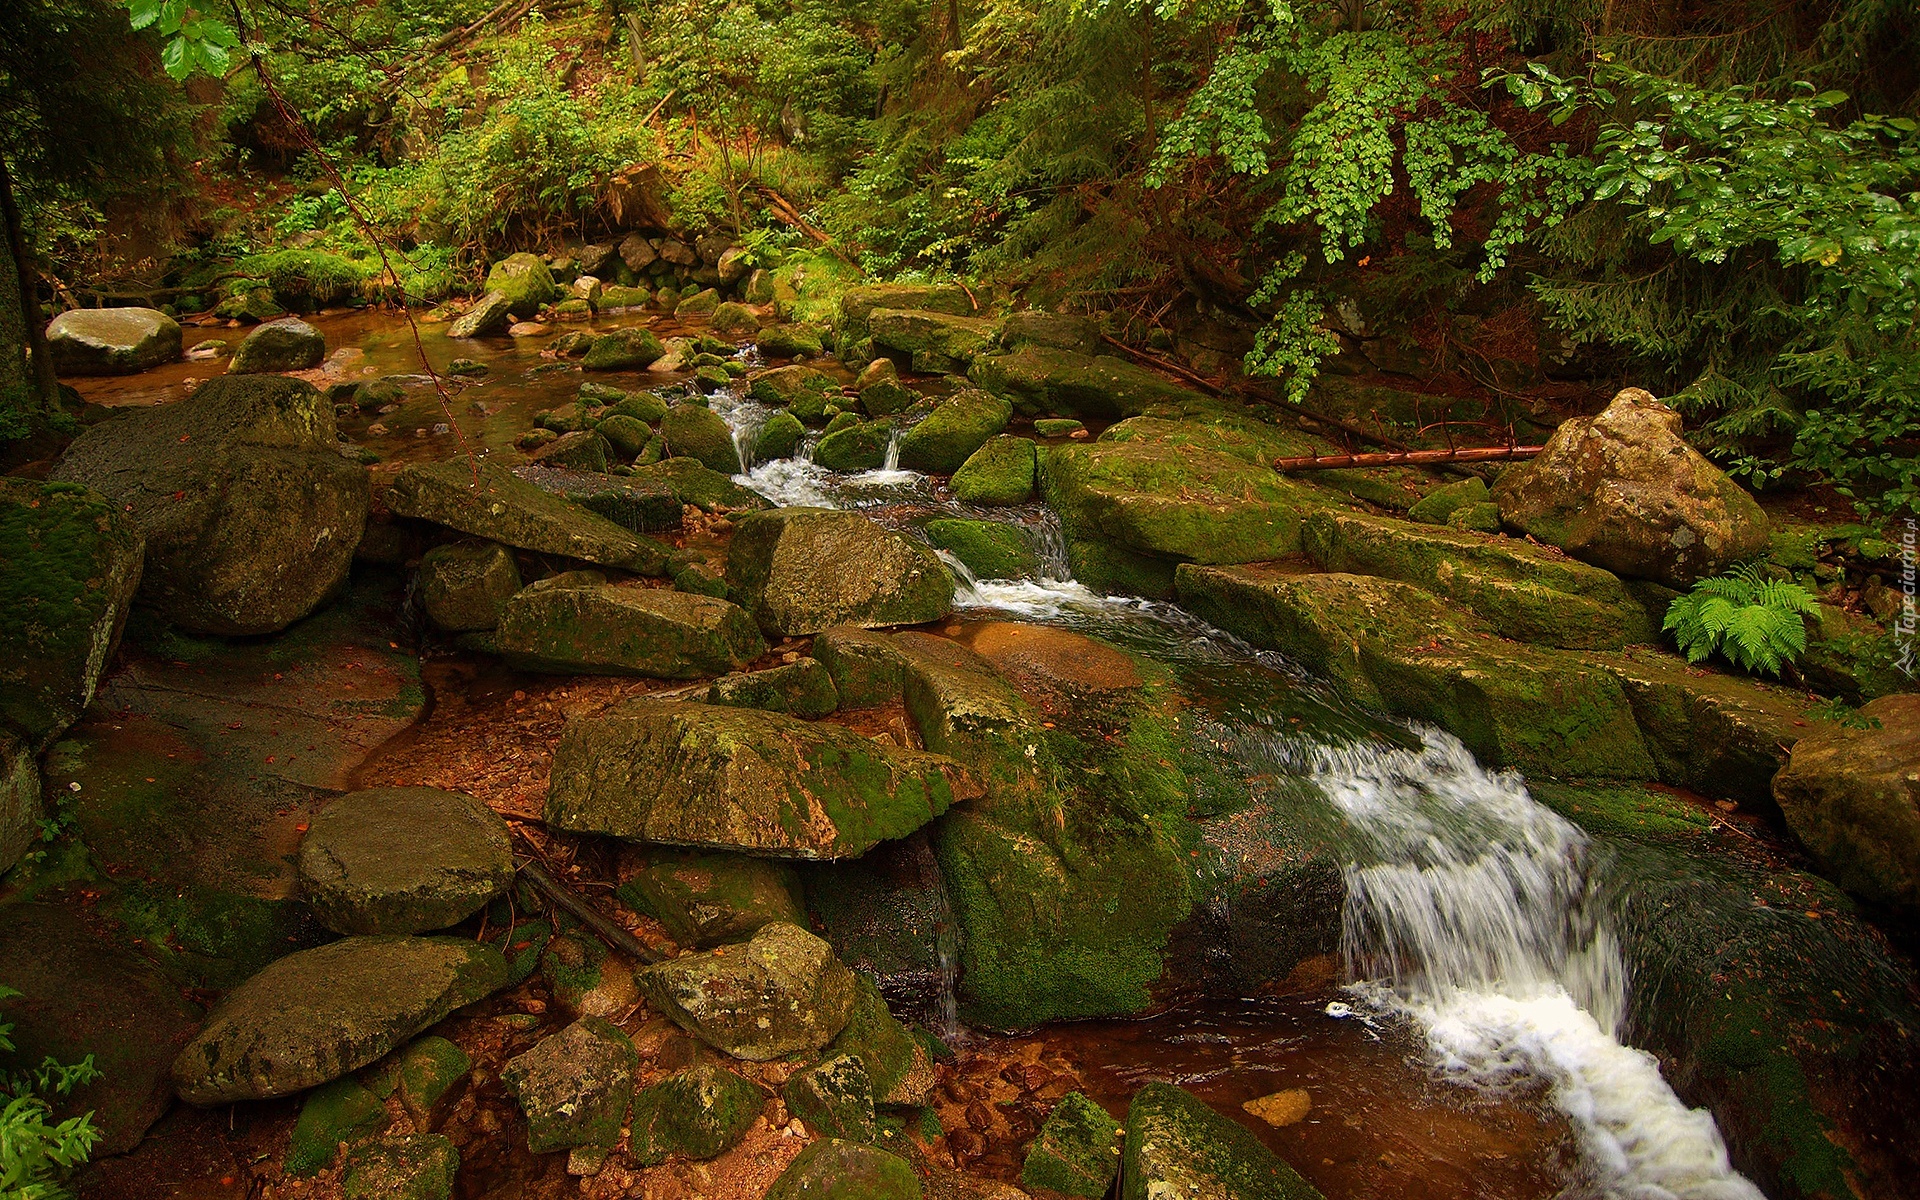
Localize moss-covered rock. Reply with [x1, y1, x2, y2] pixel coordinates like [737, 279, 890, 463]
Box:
[758, 324, 825, 358]
[596, 413, 655, 459]
[748, 363, 839, 407]
[511, 464, 683, 533]
[726, 508, 954, 636]
[415, 539, 520, 632]
[501, 1017, 637, 1153]
[767, 1139, 923, 1200]
[525, 429, 612, 473]
[547, 698, 977, 857]
[297, 787, 514, 936]
[640, 922, 858, 1060]
[228, 317, 326, 374]
[678, 287, 721, 316]
[1301, 509, 1653, 649]
[376, 1035, 471, 1120]
[492, 583, 765, 677]
[583, 327, 667, 371]
[949, 434, 1036, 505]
[447, 292, 513, 338]
[629, 457, 772, 513]
[998, 311, 1101, 356]
[816, 419, 893, 472]
[388, 458, 673, 573]
[970, 346, 1208, 419]
[286, 1077, 388, 1176]
[629, 1064, 766, 1164]
[674, 560, 730, 597]
[785, 1054, 877, 1141]
[858, 378, 916, 417]
[869, 308, 997, 373]
[46, 307, 182, 375]
[171, 936, 508, 1104]
[1773, 695, 1920, 918]
[823, 975, 936, 1108]
[616, 851, 806, 948]
[708, 657, 840, 718]
[1174, 565, 1656, 779]
[1022, 1092, 1123, 1198]
[924, 518, 1037, 580]
[1123, 1082, 1323, 1200]
[0, 732, 40, 873]
[710, 300, 761, 334]
[50, 374, 368, 635]
[839, 284, 980, 361]
[661, 404, 744, 474]
[1406, 475, 1490, 525]
[897, 390, 1012, 474]
[483, 252, 558, 317]
[1033, 417, 1084, 437]
[342, 1135, 458, 1200]
[609, 390, 672, 422]
[0, 478, 143, 750]
[753, 410, 807, 463]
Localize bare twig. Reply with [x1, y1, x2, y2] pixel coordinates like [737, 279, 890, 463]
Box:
[1273, 445, 1544, 471]
[518, 858, 664, 965]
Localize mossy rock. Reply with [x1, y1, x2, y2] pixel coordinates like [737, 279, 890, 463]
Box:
[707, 657, 840, 718]
[839, 284, 979, 355]
[949, 435, 1036, 506]
[629, 1064, 767, 1164]
[600, 284, 654, 309]
[1447, 501, 1501, 532]
[227, 318, 326, 374]
[822, 975, 936, 1108]
[969, 346, 1209, 419]
[525, 429, 611, 473]
[1022, 1091, 1123, 1198]
[758, 324, 824, 358]
[583, 327, 667, 371]
[1407, 476, 1490, 525]
[510, 464, 683, 534]
[897, 389, 1012, 474]
[673, 561, 729, 598]
[536, 401, 588, 433]
[783, 1054, 876, 1142]
[752, 410, 806, 463]
[484, 252, 558, 317]
[297, 787, 514, 936]
[235, 250, 367, 312]
[46, 307, 183, 375]
[999, 311, 1101, 356]
[286, 1077, 388, 1176]
[1123, 1082, 1323, 1200]
[662, 404, 744, 474]
[342, 1134, 459, 1200]
[1033, 418, 1084, 437]
[694, 364, 733, 393]
[816, 420, 892, 472]
[923, 518, 1037, 580]
[748, 363, 838, 407]
[492, 583, 766, 678]
[629, 457, 772, 513]
[858, 378, 916, 418]
[639, 922, 857, 1060]
[710, 301, 761, 334]
[766, 1139, 923, 1200]
[416, 539, 520, 632]
[547, 699, 977, 859]
[869, 308, 997, 373]
[615, 850, 806, 948]
[610, 391, 671, 423]
[596, 413, 655, 459]
[501, 1017, 637, 1153]
[726, 508, 954, 636]
[678, 288, 721, 316]
[823, 410, 861, 437]
[388, 458, 673, 573]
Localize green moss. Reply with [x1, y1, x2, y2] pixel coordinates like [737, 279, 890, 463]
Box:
[950, 435, 1037, 506]
[923, 519, 1037, 580]
[816, 420, 892, 472]
[235, 250, 367, 311]
[897, 390, 1012, 474]
[287, 1078, 388, 1176]
[708, 659, 840, 719]
[628, 1064, 766, 1164]
[1022, 1092, 1123, 1198]
[1406, 476, 1490, 525]
[753, 411, 807, 463]
[614, 851, 805, 948]
[783, 1054, 877, 1142]
[822, 976, 930, 1107]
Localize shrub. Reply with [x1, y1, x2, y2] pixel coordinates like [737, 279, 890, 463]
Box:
[1, 985, 101, 1199]
[1663, 564, 1819, 676]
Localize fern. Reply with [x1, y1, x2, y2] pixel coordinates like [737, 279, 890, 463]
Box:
[1662, 564, 1818, 675]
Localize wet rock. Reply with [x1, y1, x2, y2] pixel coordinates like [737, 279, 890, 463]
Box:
[640, 922, 858, 1059]
[342, 1134, 459, 1200]
[1243, 1089, 1311, 1127]
[525, 428, 611, 473]
[416, 539, 521, 631]
[998, 310, 1101, 357]
[298, 786, 515, 935]
[856, 358, 899, 389]
[748, 363, 839, 408]
[547, 699, 975, 857]
[870, 308, 997, 373]
[446, 356, 487, 376]
[609, 389, 673, 422]
[287, 1077, 388, 1175]
[784, 1054, 877, 1141]
[501, 1017, 638, 1153]
[583, 327, 667, 370]
[493, 584, 765, 677]
[629, 1063, 767, 1164]
[860, 380, 917, 419]
[726, 508, 954, 636]
[595, 413, 654, 459]
[50, 374, 368, 635]
[484, 252, 558, 317]
[839, 284, 979, 361]
[1123, 1081, 1323, 1200]
[661, 403, 743, 474]
[897, 389, 1012, 474]
[46, 306, 182, 375]
[1302, 509, 1653, 650]
[753, 410, 806, 462]
[1033, 417, 1084, 437]
[815, 419, 892, 471]
[388, 458, 672, 573]
[1407, 475, 1490, 526]
[823, 975, 937, 1107]
[708, 657, 840, 718]
[970, 346, 1207, 419]
[629, 457, 772, 512]
[510, 463, 683, 533]
[924, 518, 1037, 581]
[228, 317, 326, 373]
[0, 478, 144, 749]
[1022, 1091, 1123, 1198]
[767, 1139, 923, 1200]
[950, 435, 1036, 505]
[710, 301, 761, 334]
[1492, 388, 1770, 588]
[798, 831, 957, 1022]
[758, 324, 824, 358]
[1774, 695, 1920, 918]
[171, 936, 508, 1104]
[617, 851, 806, 949]
[678, 287, 721, 315]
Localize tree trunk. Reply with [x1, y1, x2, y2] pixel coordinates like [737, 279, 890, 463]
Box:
[0, 156, 55, 438]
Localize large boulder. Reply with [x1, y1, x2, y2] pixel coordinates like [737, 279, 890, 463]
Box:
[1123, 1082, 1324, 1200]
[897, 389, 1012, 474]
[726, 508, 953, 636]
[950, 434, 1036, 505]
[868, 308, 997, 373]
[582, 327, 666, 370]
[46, 307, 182, 375]
[837, 283, 978, 361]
[1492, 388, 1770, 587]
[228, 317, 326, 374]
[969, 346, 1208, 419]
[492, 583, 766, 677]
[50, 374, 369, 635]
[387, 458, 672, 573]
[483, 252, 558, 317]
[0, 479, 143, 749]
[628, 457, 771, 513]
[1023, 1091, 1124, 1198]
[767, 1140, 922, 1200]
[639, 922, 857, 1060]
[298, 787, 515, 935]
[546, 699, 978, 858]
[171, 936, 508, 1104]
[1773, 695, 1920, 919]
[661, 404, 743, 474]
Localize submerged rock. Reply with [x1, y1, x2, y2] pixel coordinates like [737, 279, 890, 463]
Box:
[171, 936, 508, 1104]
[228, 317, 326, 374]
[628, 1063, 766, 1164]
[639, 922, 858, 1060]
[0, 478, 144, 749]
[767, 1139, 923, 1200]
[415, 539, 520, 632]
[50, 374, 368, 635]
[726, 508, 953, 636]
[1123, 1081, 1324, 1200]
[46, 306, 182, 375]
[297, 787, 514, 935]
[388, 458, 672, 573]
[492, 584, 765, 677]
[896, 389, 1012, 474]
[1774, 694, 1920, 919]
[501, 1017, 637, 1153]
[1022, 1091, 1124, 1198]
[1492, 388, 1769, 588]
[546, 699, 976, 857]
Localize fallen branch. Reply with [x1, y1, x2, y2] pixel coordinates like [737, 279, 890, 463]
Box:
[1273, 445, 1544, 472]
[518, 858, 663, 965]
[754, 185, 859, 268]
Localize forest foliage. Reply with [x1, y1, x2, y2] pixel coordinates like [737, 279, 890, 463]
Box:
[9, 0, 1920, 518]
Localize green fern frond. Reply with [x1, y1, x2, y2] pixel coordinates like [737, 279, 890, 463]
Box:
[1662, 565, 1816, 676]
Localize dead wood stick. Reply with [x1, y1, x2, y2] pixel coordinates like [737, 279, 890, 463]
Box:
[518, 858, 663, 964]
[1273, 445, 1545, 471]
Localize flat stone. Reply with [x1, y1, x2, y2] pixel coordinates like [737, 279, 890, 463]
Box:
[298, 787, 514, 935]
[492, 583, 766, 677]
[869, 308, 997, 373]
[46, 307, 181, 375]
[726, 508, 953, 636]
[629, 457, 771, 513]
[638, 922, 858, 1060]
[387, 458, 672, 573]
[171, 935, 508, 1104]
[546, 699, 977, 858]
[510, 464, 683, 533]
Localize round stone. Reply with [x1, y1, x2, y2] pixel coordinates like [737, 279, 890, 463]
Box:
[299, 787, 515, 935]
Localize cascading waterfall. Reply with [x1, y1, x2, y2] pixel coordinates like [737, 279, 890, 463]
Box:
[1313, 731, 1765, 1200]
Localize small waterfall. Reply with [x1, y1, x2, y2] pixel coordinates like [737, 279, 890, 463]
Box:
[883, 424, 903, 470]
[1027, 508, 1072, 580]
[1314, 731, 1764, 1200]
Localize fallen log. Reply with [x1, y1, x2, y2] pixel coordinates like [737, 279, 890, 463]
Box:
[1273, 445, 1544, 471]
[518, 857, 664, 964]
